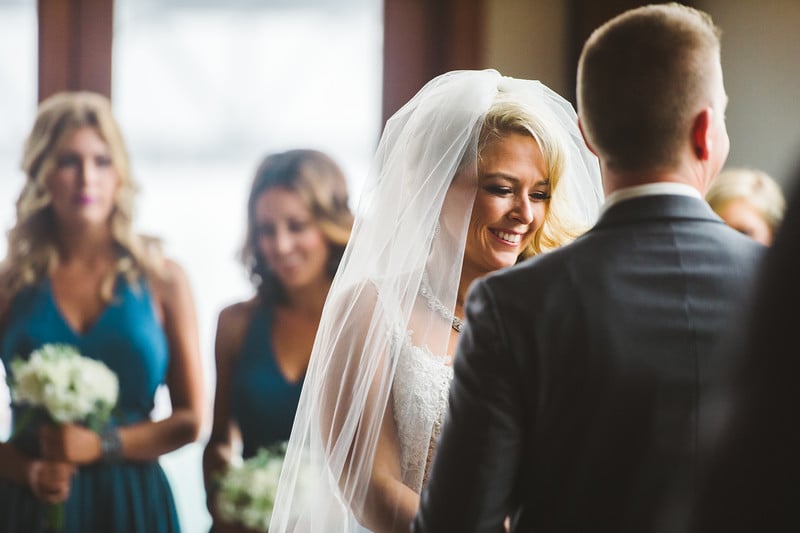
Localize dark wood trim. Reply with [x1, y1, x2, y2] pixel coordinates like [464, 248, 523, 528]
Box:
[382, 0, 484, 126]
[38, 0, 114, 102]
[37, 0, 72, 101]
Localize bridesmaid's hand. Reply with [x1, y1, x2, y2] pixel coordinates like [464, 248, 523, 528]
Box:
[39, 423, 102, 464]
[26, 459, 76, 503]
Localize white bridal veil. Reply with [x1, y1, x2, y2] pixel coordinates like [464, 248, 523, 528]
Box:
[269, 69, 603, 532]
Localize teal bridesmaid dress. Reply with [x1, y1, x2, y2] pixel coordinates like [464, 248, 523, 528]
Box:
[230, 303, 304, 459]
[208, 303, 304, 533]
[0, 276, 181, 533]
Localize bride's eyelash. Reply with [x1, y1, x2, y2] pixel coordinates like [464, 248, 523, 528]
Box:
[531, 191, 551, 201]
[484, 185, 512, 195]
[483, 185, 551, 201]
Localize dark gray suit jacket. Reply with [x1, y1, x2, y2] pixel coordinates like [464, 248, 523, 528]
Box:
[412, 194, 765, 533]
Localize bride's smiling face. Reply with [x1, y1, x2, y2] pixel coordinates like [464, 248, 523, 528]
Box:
[463, 132, 549, 276]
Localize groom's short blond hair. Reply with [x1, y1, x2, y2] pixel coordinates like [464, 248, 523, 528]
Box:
[577, 3, 721, 171]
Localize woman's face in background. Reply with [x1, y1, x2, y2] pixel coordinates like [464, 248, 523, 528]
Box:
[255, 186, 331, 291]
[462, 132, 549, 277]
[47, 126, 120, 230]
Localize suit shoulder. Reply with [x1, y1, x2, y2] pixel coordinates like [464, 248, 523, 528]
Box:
[478, 240, 578, 297]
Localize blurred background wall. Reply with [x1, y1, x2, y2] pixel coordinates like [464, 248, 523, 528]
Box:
[1, 1, 798, 531]
[478, 0, 800, 187]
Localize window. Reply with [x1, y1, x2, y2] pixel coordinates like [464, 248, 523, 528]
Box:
[113, 1, 382, 530]
[0, 0, 37, 443]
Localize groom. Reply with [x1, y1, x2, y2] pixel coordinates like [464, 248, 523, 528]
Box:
[412, 4, 765, 533]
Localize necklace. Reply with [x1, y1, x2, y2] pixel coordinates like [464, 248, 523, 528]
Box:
[419, 272, 464, 333]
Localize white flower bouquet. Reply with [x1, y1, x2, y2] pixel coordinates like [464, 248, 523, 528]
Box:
[7, 343, 119, 530]
[9, 343, 118, 431]
[215, 443, 288, 531]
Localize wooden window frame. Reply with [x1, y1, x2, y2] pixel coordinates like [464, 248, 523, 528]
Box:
[37, 0, 113, 102]
[37, 0, 485, 122]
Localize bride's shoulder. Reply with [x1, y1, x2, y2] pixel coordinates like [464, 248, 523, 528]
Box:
[324, 277, 380, 311]
[326, 272, 416, 314]
[319, 274, 420, 353]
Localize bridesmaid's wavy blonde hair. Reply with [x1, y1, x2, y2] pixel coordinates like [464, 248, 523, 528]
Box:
[0, 91, 165, 301]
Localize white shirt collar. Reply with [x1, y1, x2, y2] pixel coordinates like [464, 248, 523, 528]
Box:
[601, 182, 703, 215]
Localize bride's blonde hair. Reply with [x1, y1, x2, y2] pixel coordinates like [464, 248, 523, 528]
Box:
[0, 91, 166, 301]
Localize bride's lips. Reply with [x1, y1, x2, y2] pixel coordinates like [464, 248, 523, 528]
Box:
[489, 228, 524, 245]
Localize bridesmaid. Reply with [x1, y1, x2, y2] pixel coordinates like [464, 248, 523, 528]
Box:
[705, 167, 786, 246]
[0, 91, 204, 532]
[202, 150, 353, 533]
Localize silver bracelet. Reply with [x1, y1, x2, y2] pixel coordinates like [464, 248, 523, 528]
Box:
[99, 427, 123, 463]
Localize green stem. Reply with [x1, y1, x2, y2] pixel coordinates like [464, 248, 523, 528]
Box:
[10, 408, 36, 440]
[45, 502, 64, 532]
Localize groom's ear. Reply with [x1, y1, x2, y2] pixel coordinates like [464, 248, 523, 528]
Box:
[578, 118, 599, 156]
[690, 107, 714, 161]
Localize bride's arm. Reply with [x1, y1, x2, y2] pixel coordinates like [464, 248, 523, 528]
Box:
[357, 400, 419, 532]
[317, 283, 420, 533]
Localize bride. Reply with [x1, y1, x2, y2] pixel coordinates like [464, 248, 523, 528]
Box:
[269, 69, 603, 532]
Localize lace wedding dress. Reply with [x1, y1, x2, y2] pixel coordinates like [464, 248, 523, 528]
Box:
[391, 329, 454, 491]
